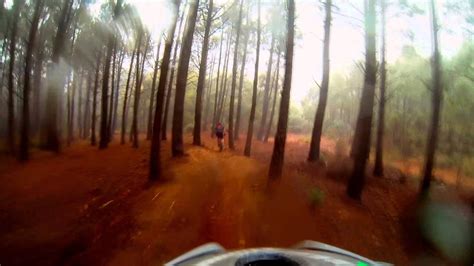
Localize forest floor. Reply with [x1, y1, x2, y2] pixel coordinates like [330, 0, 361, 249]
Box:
[0, 133, 472, 265]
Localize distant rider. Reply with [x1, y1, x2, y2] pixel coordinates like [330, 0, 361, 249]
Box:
[215, 122, 225, 151]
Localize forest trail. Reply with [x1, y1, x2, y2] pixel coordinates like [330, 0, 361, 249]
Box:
[1, 134, 467, 265]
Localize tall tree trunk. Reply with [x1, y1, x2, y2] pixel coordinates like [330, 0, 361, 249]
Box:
[99, 0, 122, 149]
[147, 41, 162, 140]
[308, 0, 332, 162]
[121, 48, 136, 144]
[171, 0, 200, 156]
[91, 49, 103, 146]
[7, 0, 23, 155]
[420, 0, 443, 195]
[244, 0, 261, 156]
[111, 49, 125, 137]
[193, 0, 214, 145]
[77, 69, 84, 139]
[346, 0, 377, 200]
[211, 29, 225, 137]
[264, 48, 281, 142]
[203, 58, 214, 131]
[227, 0, 244, 149]
[162, 2, 187, 141]
[107, 44, 117, 142]
[68, 74, 77, 145]
[149, 0, 181, 180]
[257, 33, 275, 141]
[373, 0, 386, 177]
[32, 38, 44, 138]
[234, 20, 249, 141]
[19, 0, 43, 161]
[268, 0, 295, 178]
[42, 0, 74, 152]
[217, 35, 232, 123]
[83, 70, 92, 139]
[131, 30, 144, 148]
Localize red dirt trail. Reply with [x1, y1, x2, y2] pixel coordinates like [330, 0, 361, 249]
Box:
[0, 133, 453, 265]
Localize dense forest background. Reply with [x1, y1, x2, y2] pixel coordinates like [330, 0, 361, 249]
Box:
[0, 0, 473, 192]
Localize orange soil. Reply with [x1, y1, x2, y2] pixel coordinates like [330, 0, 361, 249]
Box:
[0, 133, 454, 265]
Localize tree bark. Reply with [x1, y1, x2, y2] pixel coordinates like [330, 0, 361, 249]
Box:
[268, 0, 295, 178]
[19, 0, 43, 161]
[149, 0, 180, 180]
[234, 20, 249, 141]
[131, 30, 144, 148]
[107, 44, 117, 142]
[193, 0, 214, 146]
[83, 70, 92, 139]
[171, 0, 200, 156]
[373, 0, 386, 177]
[244, 0, 261, 157]
[111, 49, 125, 139]
[146, 41, 162, 140]
[203, 58, 214, 131]
[227, 0, 244, 149]
[91, 49, 102, 146]
[308, 0, 332, 162]
[7, 0, 23, 155]
[99, 0, 122, 149]
[346, 0, 377, 200]
[42, 0, 74, 152]
[257, 33, 275, 141]
[162, 1, 187, 141]
[217, 34, 232, 124]
[420, 0, 443, 195]
[211, 29, 225, 137]
[121, 48, 136, 144]
[32, 38, 45, 138]
[264, 48, 281, 142]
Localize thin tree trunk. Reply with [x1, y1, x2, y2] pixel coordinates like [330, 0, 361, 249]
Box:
[121, 48, 136, 144]
[193, 0, 214, 145]
[234, 19, 249, 141]
[373, 0, 386, 177]
[257, 33, 275, 141]
[91, 49, 103, 146]
[111, 49, 124, 136]
[32, 40, 44, 138]
[19, 0, 43, 161]
[171, 0, 200, 156]
[83, 70, 92, 139]
[77, 69, 84, 139]
[68, 74, 77, 144]
[203, 58, 214, 131]
[217, 34, 232, 123]
[264, 48, 281, 142]
[244, 0, 261, 157]
[227, 0, 244, 149]
[346, 0, 377, 200]
[268, 0, 295, 178]
[107, 44, 117, 142]
[131, 30, 144, 148]
[420, 0, 443, 195]
[211, 29, 225, 137]
[99, 0, 122, 149]
[162, 1, 187, 141]
[146, 41, 162, 140]
[7, 0, 23, 155]
[308, 0, 332, 162]
[149, 0, 181, 180]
